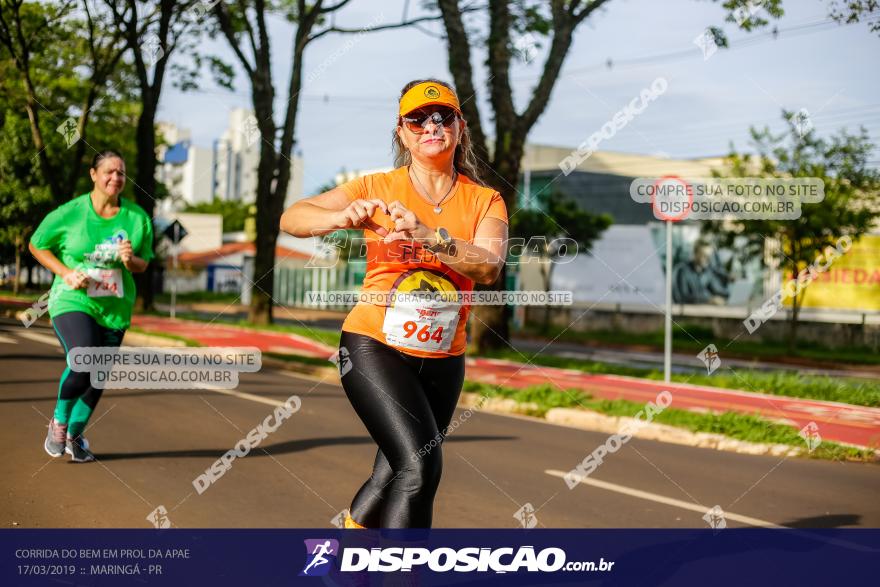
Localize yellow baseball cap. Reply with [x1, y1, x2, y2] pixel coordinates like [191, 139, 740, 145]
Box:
[399, 82, 461, 117]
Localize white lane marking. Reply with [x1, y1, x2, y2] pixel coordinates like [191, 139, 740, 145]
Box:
[276, 369, 338, 385]
[544, 469, 783, 528]
[193, 382, 325, 408]
[8, 334, 332, 404]
[18, 331, 63, 349]
[0, 334, 16, 344]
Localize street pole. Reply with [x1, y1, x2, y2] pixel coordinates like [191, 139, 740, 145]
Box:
[171, 222, 178, 320]
[664, 219, 672, 383]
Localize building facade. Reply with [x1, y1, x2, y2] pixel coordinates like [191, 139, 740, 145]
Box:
[156, 109, 304, 214]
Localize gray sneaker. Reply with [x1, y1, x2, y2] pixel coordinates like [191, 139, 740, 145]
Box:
[66, 435, 95, 463]
[44, 419, 67, 457]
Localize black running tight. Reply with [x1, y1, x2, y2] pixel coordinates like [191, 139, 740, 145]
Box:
[339, 331, 465, 529]
[52, 311, 125, 436]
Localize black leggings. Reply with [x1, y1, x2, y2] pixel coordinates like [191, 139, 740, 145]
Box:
[339, 331, 465, 529]
[52, 312, 125, 435]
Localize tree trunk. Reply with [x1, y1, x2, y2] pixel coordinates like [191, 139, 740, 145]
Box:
[248, 208, 278, 324]
[21, 80, 63, 201]
[468, 141, 524, 350]
[247, 81, 279, 325]
[247, 14, 309, 325]
[786, 257, 800, 353]
[132, 97, 158, 312]
[467, 273, 510, 354]
[541, 261, 554, 334]
[787, 295, 800, 353]
[436, 1, 583, 355]
[25, 254, 35, 289]
[13, 238, 22, 296]
[787, 273, 801, 354]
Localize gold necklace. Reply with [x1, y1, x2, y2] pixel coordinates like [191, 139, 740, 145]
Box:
[409, 165, 458, 213]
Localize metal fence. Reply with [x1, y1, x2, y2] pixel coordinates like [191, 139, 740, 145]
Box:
[274, 261, 520, 312]
[274, 263, 366, 310]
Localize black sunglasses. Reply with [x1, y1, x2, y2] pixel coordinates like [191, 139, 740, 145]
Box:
[400, 107, 459, 133]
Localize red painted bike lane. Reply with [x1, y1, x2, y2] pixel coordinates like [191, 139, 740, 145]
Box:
[131, 316, 336, 359]
[465, 357, 880, 449]
[12, 305, 874, 451]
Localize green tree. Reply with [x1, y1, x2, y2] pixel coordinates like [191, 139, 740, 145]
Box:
[104, 0, 228, 311]
[184, 197, 251, 232]
[709, 111, 880, 351]
[0, 2, 140, 290]
[510, 192, 611, 333]
[827, 0, 880, 36]
[0, 0, 128, 202]
[209, 0, 343, 324]
[428, 0, 787, 350]
[210, 1, 438, 325]
[0, 111, 53, 293]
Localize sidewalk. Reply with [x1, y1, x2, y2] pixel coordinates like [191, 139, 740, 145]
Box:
[130, 315, 880, 449]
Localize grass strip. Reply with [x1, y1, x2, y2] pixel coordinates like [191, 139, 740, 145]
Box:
[462, 381, 877, 462]
[527, 323, 880, 366]
[487, 349, 880, 407]
[141, 312, 879, 407]
[121, 327, 877, 462]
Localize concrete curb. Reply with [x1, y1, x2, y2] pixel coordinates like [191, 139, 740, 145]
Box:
[458, 392, 540, 415]
[459, 391, 804, 458]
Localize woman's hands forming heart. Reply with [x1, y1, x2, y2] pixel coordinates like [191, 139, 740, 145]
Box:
[335, 199, 432, 243]
[383, 200, 433, 243]
[335, 199, 390, 236]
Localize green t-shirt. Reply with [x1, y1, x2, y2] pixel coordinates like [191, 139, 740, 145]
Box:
[30, 193, 154, 330]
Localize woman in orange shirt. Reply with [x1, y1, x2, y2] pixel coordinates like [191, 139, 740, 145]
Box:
[281, 78, 508, 528]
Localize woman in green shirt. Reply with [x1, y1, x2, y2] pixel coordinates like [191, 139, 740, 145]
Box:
[29, 150, 154, 462]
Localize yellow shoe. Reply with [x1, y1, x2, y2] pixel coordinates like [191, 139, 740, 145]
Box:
[344, 513, 366, 529]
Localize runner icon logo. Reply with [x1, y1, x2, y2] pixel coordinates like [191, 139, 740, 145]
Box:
[300, 539, 339, 576]
[703, 505, 727, 531]
[146, 505, 172, 529]
[693, 28, 719, 60]
[332, 346, 353, 377]
[330, 510, 349, 529]
[696, 344, 721, 375]
[799, 421, 822, 452]
[513, 503, 538, 528]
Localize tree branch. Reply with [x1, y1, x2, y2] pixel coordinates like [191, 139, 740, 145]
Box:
[213, 0, 255, 77]
[320, 0, 352, 13]
[572, 0, 613, 24]
[0, 1, 22, 64]
[436, 0, 491, 175]
[308, 6, 484, 43]
[487, 0, 516, 147]
[68, 5, 129, 193]
[519, 4, 579, 134]
[239, 0, 261, 67]
[279, 0, 323, 165]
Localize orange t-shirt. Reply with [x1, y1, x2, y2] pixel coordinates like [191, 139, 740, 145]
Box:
[339, 166, 508, 358]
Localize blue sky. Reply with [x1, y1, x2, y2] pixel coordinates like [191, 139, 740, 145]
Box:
[156, 0, 880, 195]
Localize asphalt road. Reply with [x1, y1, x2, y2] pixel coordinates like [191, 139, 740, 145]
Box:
[2, 319, 878, 530]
